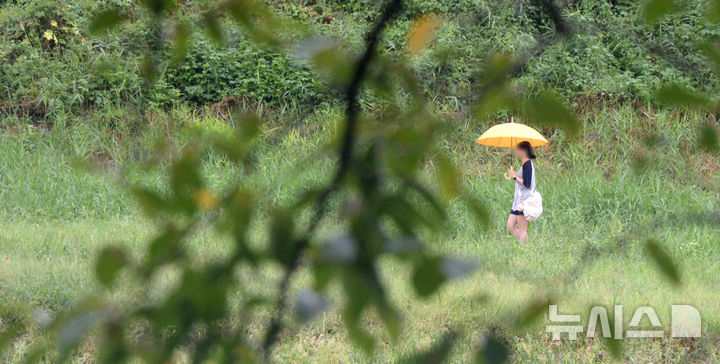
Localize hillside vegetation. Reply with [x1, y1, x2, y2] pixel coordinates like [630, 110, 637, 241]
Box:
[2, 0, 720, 119]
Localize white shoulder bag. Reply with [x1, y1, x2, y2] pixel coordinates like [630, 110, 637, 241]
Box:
[520, 191, 543, 221]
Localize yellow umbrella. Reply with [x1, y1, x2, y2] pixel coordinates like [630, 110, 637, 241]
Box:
[476, 117, 548, 179]
[475, 117, 548, 148]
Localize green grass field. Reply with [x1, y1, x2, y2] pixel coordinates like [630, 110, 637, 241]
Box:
[1, 102, 719, 362]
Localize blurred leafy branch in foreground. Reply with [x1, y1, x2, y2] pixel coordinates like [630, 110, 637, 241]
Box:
[2, 0, 720, 362]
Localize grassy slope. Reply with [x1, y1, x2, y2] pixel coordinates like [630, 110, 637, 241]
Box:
[0, 102, 719, 362]
[2, 0, 720, 362]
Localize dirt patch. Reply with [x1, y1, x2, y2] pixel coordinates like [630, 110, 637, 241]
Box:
[209, 95, 272, 116]
[0, 98, 47, 119]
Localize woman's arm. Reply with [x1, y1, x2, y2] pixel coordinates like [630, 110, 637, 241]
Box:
[512, 162, 532, 188]
[520, 161, 532, 188]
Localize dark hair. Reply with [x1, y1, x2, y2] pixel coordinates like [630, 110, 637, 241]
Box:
[517, 141, 536, 159]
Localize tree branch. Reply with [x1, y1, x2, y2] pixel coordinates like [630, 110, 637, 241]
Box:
[261, 0, 404, 355]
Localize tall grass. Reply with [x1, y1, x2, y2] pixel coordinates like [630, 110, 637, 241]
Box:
[0, 101, 718, 362]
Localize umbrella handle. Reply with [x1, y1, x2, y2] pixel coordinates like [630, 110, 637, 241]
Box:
[504, 164, 515, 180]
[504, 165, 514, 180]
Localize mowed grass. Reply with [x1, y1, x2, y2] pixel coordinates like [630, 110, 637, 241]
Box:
[1, 103, 719, 362]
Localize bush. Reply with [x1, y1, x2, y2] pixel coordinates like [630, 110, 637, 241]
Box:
[0, 0, 83, 53]
[1, 0, 719, 121]
[157, 36, 327, 108]
[0, 0, 145, 118]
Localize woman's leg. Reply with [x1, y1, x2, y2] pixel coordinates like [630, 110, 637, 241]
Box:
[506, 214, 518, 238]
[516, 215, 529, 242]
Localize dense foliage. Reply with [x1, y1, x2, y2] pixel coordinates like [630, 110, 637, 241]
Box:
[2, 0, 720, 121]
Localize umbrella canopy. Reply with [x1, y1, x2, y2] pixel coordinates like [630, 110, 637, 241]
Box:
[476, 121, 548, 148]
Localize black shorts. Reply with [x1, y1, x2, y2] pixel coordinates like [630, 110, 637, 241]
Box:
[510, 209, 523, 216]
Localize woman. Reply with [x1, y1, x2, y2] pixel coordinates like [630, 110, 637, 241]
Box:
[506, 141, 536, 242]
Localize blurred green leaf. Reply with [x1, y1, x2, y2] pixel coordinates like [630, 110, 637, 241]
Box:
[707, 0, 720, 22]
[383, 195, 440, 233]
[655, 84, 712, 108]
[630, 152, 650, 173]
[400, 178, 448, 226]
[210, 137, 248, 164]
[412, 256, 446, 297]
[144, 225, 185, 274]
[474, 87, 518, 119]
[643, 133, 667, 148]
[170, 150, 204, 214]
[398, 331, 456, 364]
[140, 56, 158, 83]
[440, 257, 478, 279]
[342, 274, 375, 353]
[292, 188, 323, 210]
[95, 320, 128, 364]
[321, 235, 357, 264]
[473, 54, 517, 117]
[270, 209, 296, 267]
[338, 263, 400, 344]
[95, 246, 127, 288]
[224, 0, 281, 46]
[377, 299, 402, 342]
[384, 236, 423, 255]
[698, 123, 719, 153]
[642, 0, 678, 24]
[702, 39, 720, 73]
[20, 343, 49, 364]
[139, 0, 175, 14]
[192, 188, 218, 211]
[524, 92, 580, 138]
[171, 151, 203, 191]
[346, 320, 375, 353]
[131, 186, 168, 217]
[172, 21, 191, 62]
[312, 263, 334, 293]
[435, 154, 460, 200]
[32, 308, 54, 328]
[407, 14, 440, 56]
[222, 189, 256, 263]
[237, 112, 261, 140]
[88, 9, 127, 35]
[298, 39, 354, 85]
[645, 239, 680, 285]
[463, 194, 490, 228]
[57, 311, 106, 361]
[604, 332, 623, 359]
[203, 12, 223, 44]
[224, 0, 250, 18]
[515, 298, 552, 328]
[294, 290, 330, 323]
[475, 333, 509, 364]
[385, 128, 430, 178]
[479, 53, 513, 85]
[225, 0, 251, 22]
[0, 327, 19, 353]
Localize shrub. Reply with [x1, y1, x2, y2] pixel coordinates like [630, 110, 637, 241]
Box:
[157, 36, 327, 108]
[0, 0, 82, 53]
